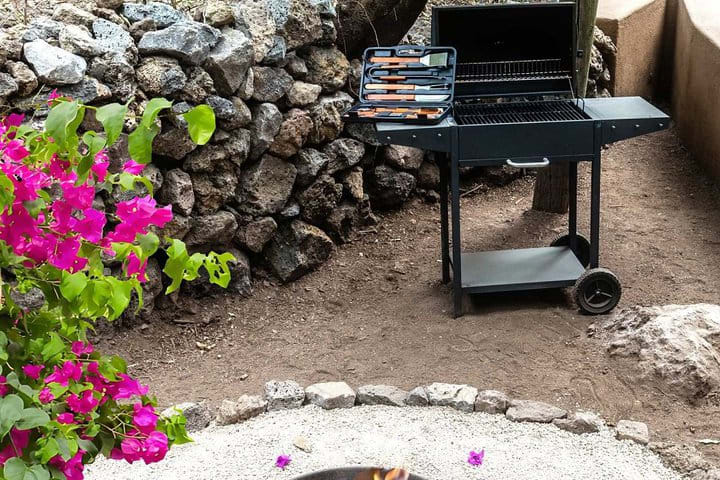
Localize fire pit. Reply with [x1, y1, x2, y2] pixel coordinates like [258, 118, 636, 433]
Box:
[293, 467, 427, 480]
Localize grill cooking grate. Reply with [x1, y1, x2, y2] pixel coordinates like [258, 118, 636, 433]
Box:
[455, 58, 570, 83]
[454, 100, 589, 125]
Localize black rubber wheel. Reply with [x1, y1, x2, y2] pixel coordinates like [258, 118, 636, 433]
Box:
[573, 268, 622, 315]
[551, 234, 591, 267]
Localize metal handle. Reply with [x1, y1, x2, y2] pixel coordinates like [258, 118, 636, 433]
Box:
[506, 158, 550, 168]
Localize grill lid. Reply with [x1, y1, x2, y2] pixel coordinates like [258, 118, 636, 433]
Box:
[431, 2, 578, 98]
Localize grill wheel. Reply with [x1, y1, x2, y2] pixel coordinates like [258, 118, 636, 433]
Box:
[573, 268, 622, 315]
[550, 234, 591, 267]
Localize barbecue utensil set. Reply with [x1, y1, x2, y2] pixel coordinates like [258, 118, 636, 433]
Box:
[342, 46, 456, 124]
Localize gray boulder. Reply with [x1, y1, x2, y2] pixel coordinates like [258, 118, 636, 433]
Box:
[249, 103, 283, 160]
[198, 0, 235, 27]
[206, 95, 250, 130]
[506, 399, 567, 423]
[54, 76, 111, 104]
[238, 154, 296, 216]
[474, 390, 510, 414]
[204, 29, 253, 96]
[93, 19, 138, 61]
[232, 1, 276, 63]
[288, 81, 322, 107]
[384, 145, 424, 171]
[282, 0, 323, 49]
[285, 52, 308, 79]
[295, 148, 330, 187]
[0, 74, 18, 99]
[87, 52, 136, 101]
[418, 161, 440, 190]
[266, 220, 333, 282]
[237, 217, 278, 253]
[161, 401, 212, 432]
[22, 17, 63, 43]
[180, 66, 215, 103]
[58, 24, 102, 57]
[160, 214, 191, 241]
[367, 165, 416, 208]
[357, 385, 409, 407]
[263, 35, 287, 66]
[23, 40, 86, 85]
[184, 211, 238, 246]
[9, 287, 45, 311]
[251, 66, 293, 102]
[302, 46, 350, 92]
[191, 168, 238, 215]
[153, 126, 198, 160]
[122, 2, 187, 27]
[159, 169, 194, 216]
[139, 21, 221, 65]
[307, 92, 353, 144]
[136, 56, 187, 96]
[552, 411, 604, 434]
[52, 3, 97, 28]
[326, 202, 357, 243]
[339, 167, 364, 201]
[298, 174, 342, 225]
[405, 386, 429, 407]
[616, 420, 649, 445]
[268, 108, 313, 159]
[323, 138, 365, 174]
[345, 122, 383, 147]
[425, 383, 478, 413]
[236, 395, 267, 421]
[305, 382, 356, 409]
[264, 380, 305, 411]
[6, 62, 37, 96]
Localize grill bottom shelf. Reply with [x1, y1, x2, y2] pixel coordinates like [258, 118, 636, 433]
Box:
[454, 246, 585, 293]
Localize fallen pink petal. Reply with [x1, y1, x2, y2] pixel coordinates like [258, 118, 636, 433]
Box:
[275, 454, 291, 470]
[468, 449, 485, 466]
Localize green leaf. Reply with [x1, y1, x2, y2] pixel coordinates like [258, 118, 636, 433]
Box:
[0, 172, 15, 213]
[44, 100, 84, 152]
[138, 233, 160, 257]
[140, 98, 173, 128]
[60, 271, 88, 301]
[162, 239, 190, 294]
[3, 458, 26, 480]
[82, 131, 106, 159]
[95, 102, 128, 147]
[182, 104, 215, 145]
[16, 408, 50, 430]
[76, 438, 98, 456]
[0, 394, 24, 437]
[0, 331, 7, 362]
[104, 277, 132, 320]
[127, 123, 160, 165]
[204, 252, 235, 288]
[37, 438, 60, 464]
[41, 333, 65, 362]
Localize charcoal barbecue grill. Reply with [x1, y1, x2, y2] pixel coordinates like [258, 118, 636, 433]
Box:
[372, 2, 670, 317]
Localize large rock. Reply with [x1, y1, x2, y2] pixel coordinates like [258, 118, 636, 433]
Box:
[138, 21, 221, 65]
[23, 40, 86, 85]
[268, 109, 313, 158]
[474, 390, 510, 414]
[616, 420, 650, 445]
[302, 46, 350, 92]
[237, 217, 277, 253]
[384, 145, 424, 171]
[153, 126, 198, 160]
[93, 19, 137, 61]
[425, 383, 478, 413]
[87, 52, 136, 101]
[418, 161, 440, 190]
[307, 92, 353, 144]
[159, 169, 194, 216]
[0, 74, 18, 99]
[6, 62, 37, 97]
[264, 380, 305, 411]
[552, 411, 603, 434]
[198, 0, 235, 27]
[52, 3, 97, 28]
[264, 35, 287, 66]
[251, 66, 293, 102]
[298, 174, 342, 225]
[305, 382, 356, 409]
[367, 165, 416, 208]
[204, 29, 253, 96]
[58, 24, 102, 57]
[22, 18, 63, 43]
[295, 148, 330, 187]
[232, 1, 276, 63]
[237, 155, 296, 216]
[357, 385, 408, 407]
[325, 202, 357, 243]
[54, 77, 111, 104]
[339, 167, 363, 201]
[180, 66, 216, 103]
[506, 399, 567, 423]
[122, 2, 187, 27]
[323, 138, 364, 174]
[191, 169, 238, 215]
[594, 304, 720, 402]
[266, 220, 333, 282]
[405, 386, 429, 407]
[161, 401, 212, 432]
[285, 52, 308, 79]
[206, 95, 251, 130]
[236, 395, 267, 421]
[136, 56, 187, 96]
[249, 103, 282, 160]
[282, 0, 324, 49]
[288, 80, 322, 107]
[184, 211, 238, 246]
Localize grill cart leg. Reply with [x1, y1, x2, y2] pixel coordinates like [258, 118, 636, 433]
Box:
[450, 152, 463, 317]
[440, 155, 450, 284]
[568, 161, 578, 253]
[589, 124, 602, 269]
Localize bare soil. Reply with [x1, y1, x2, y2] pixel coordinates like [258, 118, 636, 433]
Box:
[96, 125, 720, 466]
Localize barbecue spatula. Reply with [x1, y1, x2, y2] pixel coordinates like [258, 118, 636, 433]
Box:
[365, 83, 449, 90]
[366, 94, 449, 102]
[369, 52, 448, 67]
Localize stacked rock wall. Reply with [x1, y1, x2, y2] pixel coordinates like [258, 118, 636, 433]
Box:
[0, 0, 442, 320]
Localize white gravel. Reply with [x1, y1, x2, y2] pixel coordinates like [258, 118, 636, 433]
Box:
[85, 405, 680, 480]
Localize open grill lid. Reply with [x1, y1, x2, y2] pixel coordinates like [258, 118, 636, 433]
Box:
[431, 2, 579, 99]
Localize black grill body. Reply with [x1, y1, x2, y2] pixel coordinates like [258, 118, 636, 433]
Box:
[373, 2, 670, 317]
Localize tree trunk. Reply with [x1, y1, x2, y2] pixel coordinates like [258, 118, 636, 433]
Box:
[532, 0, 599, 214]
[335, 0, 429, 59]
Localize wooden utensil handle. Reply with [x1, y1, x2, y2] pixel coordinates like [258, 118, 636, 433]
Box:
[367, 94, 414, 100]
[370, 57, 418, 63]
[377, 76, 406, 81]
[366, 84, 414, 90]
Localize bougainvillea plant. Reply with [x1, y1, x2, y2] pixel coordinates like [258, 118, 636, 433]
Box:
[0, 94, 231, 480]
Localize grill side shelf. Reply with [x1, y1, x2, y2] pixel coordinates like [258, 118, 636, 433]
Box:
[582, 96, 670, 143]
[375, 119, 454, 152]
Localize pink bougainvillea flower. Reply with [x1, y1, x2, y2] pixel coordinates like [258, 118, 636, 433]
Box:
[275, 454, 292, 470]
[49, 236, 88, 273]
[119, 437, 143, 463]
[39, 387, 55, 404]
[0, 428, 31, 466]
[122, 159, 145, 175]
[3, 139, 30, 161]
[74, 208, 106, 243]
[91, 149, 110, 182]
[126, 252, 148, 282]
[49, 451, 85, 480]
[3, 113, 24, 128]
[108, 373, 149, 399]
[71, 341, 94, 356]
[45, 360, 83, 386]
[66, 390, 99, 414]
[61, 181, 95, 210]
[47, 89, 61, 102]
[132, 403, 158, 434]
[0, 376, 8, 397]
[56, 412, 75, 424]
[142, 431, 169, 464]
[468, 450, 485, 466]
[22, 364, 45, 380]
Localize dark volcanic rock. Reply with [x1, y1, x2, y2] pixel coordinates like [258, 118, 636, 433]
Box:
[266, 220, 333, 282]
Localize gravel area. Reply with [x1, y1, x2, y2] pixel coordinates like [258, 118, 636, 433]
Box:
[85, 405, 681, 479]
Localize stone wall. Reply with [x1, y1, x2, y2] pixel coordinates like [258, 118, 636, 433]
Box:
[0, 0, 445, 321]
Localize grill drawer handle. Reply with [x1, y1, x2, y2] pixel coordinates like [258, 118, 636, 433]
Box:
[506, 158, 550, 169]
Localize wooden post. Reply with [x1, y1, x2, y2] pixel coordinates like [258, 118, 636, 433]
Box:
[532, 0, 599, 213]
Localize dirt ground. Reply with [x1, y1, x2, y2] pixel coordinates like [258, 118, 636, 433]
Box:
[96, 125, 720, 467]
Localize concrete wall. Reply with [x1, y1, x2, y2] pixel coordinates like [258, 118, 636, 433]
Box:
[672, 0, 720, 180]
[597, 0, 668, 99]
